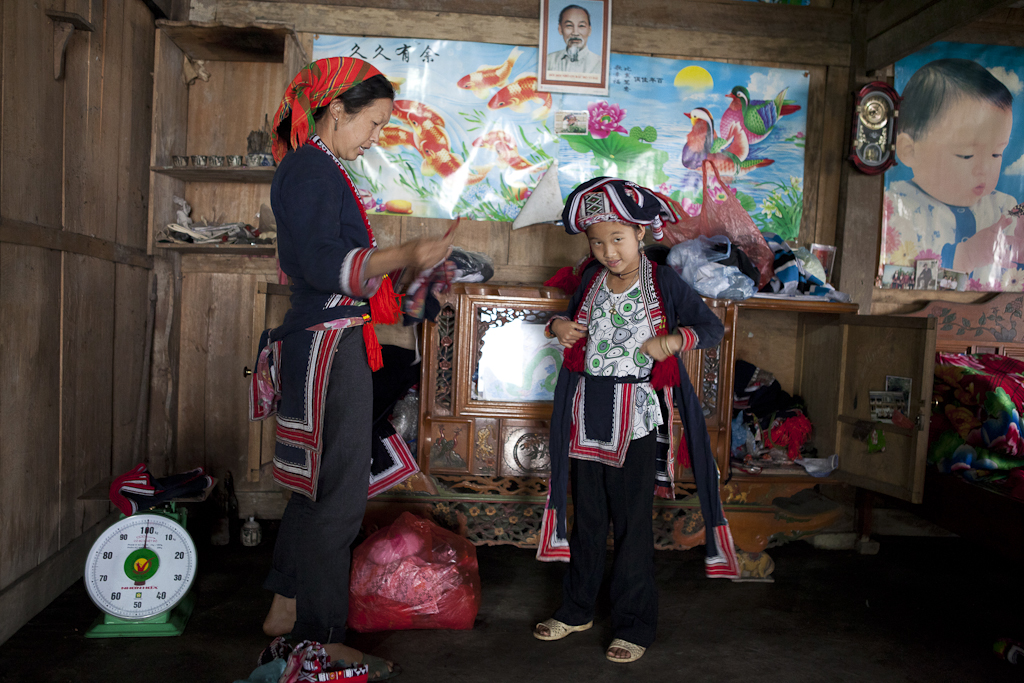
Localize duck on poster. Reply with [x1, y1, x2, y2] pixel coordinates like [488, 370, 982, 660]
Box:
[882, 42, 1024, 292]
[557, 54, 809, 240]
[313, 35, 559, 221]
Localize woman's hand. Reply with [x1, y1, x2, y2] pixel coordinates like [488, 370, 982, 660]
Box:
[405, 236, 453, 271]
[551, 319, 588, 348]
[640, 333, 680, 362]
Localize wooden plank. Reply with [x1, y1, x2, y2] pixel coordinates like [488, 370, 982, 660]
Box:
[735, 309, 800, 394]
[871, 288, 992, 317]
[209, 0, 851, 66]
[156, 20, 297, 62]
[492, 264, 562, 284]
[796, 313, 845, 461]
[148, 255, 182, 476]
[1, 0, 64, 227]
[176, 271, 213, 471]
[152, 166, 276, 182]
[812, 65, 850, 249]
[186, 60, 285, 160]
[834, 168, 883, 313]
[118, 0, 157, 251]
[799, 65, 827, 247]
[0, 245, 62, 591]
[148, 28, 188, 254]
[247, 283, 268, 481]
[184, 181, 272, 231]
[403, 217, 510, 267]
[60, 254, 116, 546]
[864, 0, 938, 39]
[0, 217, 153, 269]
[112, 265, 154, 476]
[508, 221, 587, 268]
[865, 0, 1015, 72]
[179, 253, 279, 274]
[203, 273, 258, 479]
[218, 0, 852, 44]
[0, 511, 119, 646]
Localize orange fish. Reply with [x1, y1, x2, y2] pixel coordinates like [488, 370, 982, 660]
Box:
[487, 76, 552, 120]
[457, 47, 522, 99]
[378, 125, 417, 150]
[472, 130, 541, 172]
[392, 100, 447, 132]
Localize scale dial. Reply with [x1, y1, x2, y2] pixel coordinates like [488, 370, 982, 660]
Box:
[84, 514, 197, 620]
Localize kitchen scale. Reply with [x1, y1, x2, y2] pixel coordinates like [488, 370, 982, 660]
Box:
[83, 502, 198, 638]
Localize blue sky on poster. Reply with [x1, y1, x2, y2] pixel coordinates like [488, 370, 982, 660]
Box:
[887, 42, 1024, 194]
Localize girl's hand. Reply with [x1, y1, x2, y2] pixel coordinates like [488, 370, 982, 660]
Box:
[640, 333, 679, 362]
[551, 319, 588, 348]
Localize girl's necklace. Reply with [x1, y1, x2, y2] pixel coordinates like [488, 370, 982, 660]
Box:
[608, 273, 639, 316]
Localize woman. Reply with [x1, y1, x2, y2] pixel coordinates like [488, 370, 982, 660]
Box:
[259, 57, 451, 679]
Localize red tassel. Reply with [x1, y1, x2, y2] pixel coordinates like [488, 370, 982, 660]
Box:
[369, 275, 401, 326]
[363, 323, 383, 372]
[678, 432, 692, 469]
[651, 357, 680, 390]
[562, 337, 586, 372]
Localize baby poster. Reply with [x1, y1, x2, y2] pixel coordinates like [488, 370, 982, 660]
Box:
[882, 42, 1024, 292]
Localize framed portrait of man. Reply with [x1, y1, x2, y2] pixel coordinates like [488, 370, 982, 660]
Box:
[537, 0, 611, 95]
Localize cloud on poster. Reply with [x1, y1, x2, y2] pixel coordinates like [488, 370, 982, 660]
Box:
[746, 71, 789, 100]
[989, 66, 1023, 96]
[1006, 153, 1024, 176]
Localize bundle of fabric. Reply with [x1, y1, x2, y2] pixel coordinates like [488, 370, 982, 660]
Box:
[761, 233, 848, 301]
[731, 360, 814, 468]
[109, 464, 213, 516]
[929, 352, 1024, 484]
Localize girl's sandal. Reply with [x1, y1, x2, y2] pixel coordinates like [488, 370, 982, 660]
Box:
[361, 654, 401, 681]
[605, 638, 646, 663]
[533, 618, 593, 641]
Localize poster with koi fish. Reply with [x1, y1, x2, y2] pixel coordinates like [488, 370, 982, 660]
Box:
[313, 36, 559, 221]
[558, 54, 809, 240]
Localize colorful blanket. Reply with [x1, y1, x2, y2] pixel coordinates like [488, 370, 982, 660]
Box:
[930, 353, 1024, 482]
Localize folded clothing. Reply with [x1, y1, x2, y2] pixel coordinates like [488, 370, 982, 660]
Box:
[109, 463, 213, 516]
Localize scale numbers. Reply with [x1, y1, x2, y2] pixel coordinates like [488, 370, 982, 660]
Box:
[84, 514, 196, 620]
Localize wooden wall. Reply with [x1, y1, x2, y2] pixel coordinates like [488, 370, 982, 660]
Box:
[0, 0, 156, 646]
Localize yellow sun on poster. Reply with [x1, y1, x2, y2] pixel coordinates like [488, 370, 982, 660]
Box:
[673, 66, 714, 92]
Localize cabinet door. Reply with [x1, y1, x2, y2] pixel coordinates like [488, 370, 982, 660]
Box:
[802, 314, 936, 503]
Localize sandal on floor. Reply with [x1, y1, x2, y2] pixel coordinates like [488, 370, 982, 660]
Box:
[533, 618, 593, 641]
[361, 654, 401, 681]
[606, 638, 646, 663]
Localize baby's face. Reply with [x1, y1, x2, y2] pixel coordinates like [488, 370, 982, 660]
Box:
[899, 98, 1012, 207]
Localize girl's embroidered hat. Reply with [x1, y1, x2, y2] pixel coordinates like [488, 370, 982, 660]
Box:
[562, 176, 679, 239]
[271, 57, 382, 163]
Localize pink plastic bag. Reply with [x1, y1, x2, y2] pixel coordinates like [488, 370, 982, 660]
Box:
[657, 160, 774, 289]
[348, 512, 480, 632]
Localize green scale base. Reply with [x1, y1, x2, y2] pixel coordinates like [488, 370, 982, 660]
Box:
[85, 591, 196, 638]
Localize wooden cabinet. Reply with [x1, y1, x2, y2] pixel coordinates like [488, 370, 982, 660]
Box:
[147, 22, 308, 518]
[361, 285, 936, 579]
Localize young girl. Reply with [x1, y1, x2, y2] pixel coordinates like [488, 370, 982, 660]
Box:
[533, 177, 740, 662]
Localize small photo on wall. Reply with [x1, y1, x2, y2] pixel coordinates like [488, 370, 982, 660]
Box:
[915, 258, 939, 290]
[881, 264, 916, 290]
[937, 268, 967, 291]
[869, 391, 905, 423]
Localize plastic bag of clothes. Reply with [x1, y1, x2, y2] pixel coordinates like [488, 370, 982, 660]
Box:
[667, 236, 756, 299]
[655, 160, 774, 288]
[349, 512, 480, 632]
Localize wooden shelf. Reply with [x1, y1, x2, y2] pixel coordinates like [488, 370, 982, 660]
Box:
[155, 20, 304, 63]
[152, 166, 275, 182]
[155, 243, 276, 255]
[739, 295, 859, 314]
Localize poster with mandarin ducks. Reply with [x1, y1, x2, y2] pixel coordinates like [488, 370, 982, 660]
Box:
[313, 35, 809, 239]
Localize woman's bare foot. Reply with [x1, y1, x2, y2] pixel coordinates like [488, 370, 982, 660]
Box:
[262, 593, 296, 636]
[607, 646, 630, 659]
[322, 643, 397, 680]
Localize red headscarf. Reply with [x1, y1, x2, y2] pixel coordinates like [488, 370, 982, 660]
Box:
[271, 57, 382, 163]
